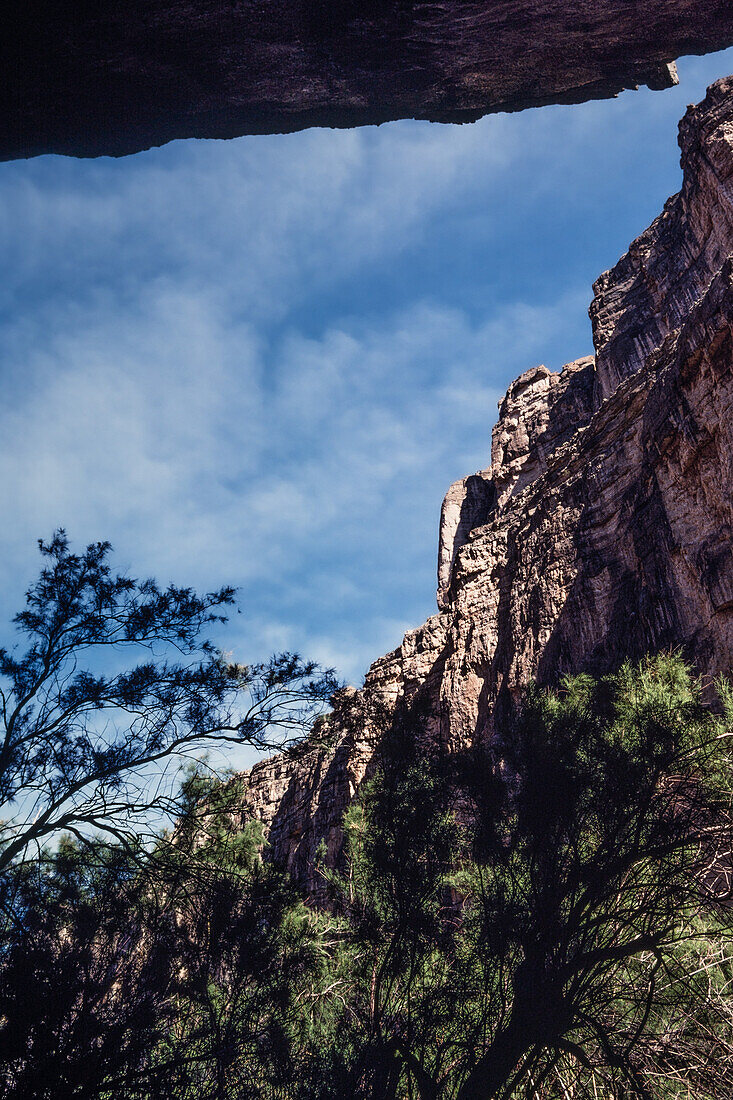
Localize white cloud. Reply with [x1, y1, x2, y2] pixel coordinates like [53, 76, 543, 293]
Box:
[4, 45, 733, 707]
[0, 275, 588, 689]
[0, 116, 520, 330]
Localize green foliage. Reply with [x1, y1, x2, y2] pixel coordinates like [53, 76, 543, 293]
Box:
[327, 654, 733, 1099]
[0, 763, 350, 1100]
[0, 835, 159, 1099]
[320, 714, 462, 1096]
[3, 653, 733, 1100]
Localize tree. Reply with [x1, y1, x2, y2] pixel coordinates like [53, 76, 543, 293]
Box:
[135, 767, 349, 1100]
[0, 530, 338, 885]
[0, 769, 344, 1100]
[452, 656, 733, 1100]
[334, 655, 733, 1099]
[0, 530, 341, 1099]
[0, 836, 162, 1100]
[323, 701, 460, 1098]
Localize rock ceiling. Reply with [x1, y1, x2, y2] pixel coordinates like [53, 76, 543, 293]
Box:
[4, 0, 733, 159]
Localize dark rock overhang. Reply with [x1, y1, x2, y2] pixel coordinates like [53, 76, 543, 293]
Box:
[4, 0, 733, 160]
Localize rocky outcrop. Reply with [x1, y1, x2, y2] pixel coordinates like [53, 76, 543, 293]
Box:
[230, 719, 377, 888]
[235, 77, 733, 890]
[591, 77, 733, 402]
[490, 357, 596, 509]
[4, 2, 733, 159]
[437, 473, 495, 612]
[437, 355, 596, 610]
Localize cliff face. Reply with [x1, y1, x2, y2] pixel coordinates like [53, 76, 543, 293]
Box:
[4, 2, 733, 159]
[235, 77, 733, 890]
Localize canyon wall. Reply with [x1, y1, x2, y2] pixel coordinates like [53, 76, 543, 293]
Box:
[4, 2, 733, 159]
[234, 76, 733, 891]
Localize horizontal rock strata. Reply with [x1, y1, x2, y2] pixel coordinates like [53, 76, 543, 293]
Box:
[4, 2, 733, 159]
[234, 77, 733, 889]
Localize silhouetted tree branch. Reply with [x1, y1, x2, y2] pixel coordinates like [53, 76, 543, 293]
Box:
[0, 531, 339, 880]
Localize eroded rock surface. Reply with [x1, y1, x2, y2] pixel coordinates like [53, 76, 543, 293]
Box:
[3, 2, 733, 159]
[234, 77, 733, 889]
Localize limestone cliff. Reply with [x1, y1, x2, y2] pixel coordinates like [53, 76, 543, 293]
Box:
[234, 77, 733, 890]
[3, 2, 733, 159]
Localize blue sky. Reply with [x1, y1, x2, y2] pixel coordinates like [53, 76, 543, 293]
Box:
[1, 47, 733, 721]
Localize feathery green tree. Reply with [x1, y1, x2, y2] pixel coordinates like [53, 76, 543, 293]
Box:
[334, 656, 733, 1100]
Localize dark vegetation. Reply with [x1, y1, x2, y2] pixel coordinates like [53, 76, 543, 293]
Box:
[0, 530, 337, 870]
[1, 536, 733, 1098]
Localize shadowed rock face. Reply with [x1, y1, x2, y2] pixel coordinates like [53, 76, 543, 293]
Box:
[234, 77, 733, 890]
[4, 1, 733, 159]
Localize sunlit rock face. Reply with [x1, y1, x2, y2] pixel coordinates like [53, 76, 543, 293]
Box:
[591, 76, 733, 401]
[4, 1, 733, 159]
[234, 77, 733, 889]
